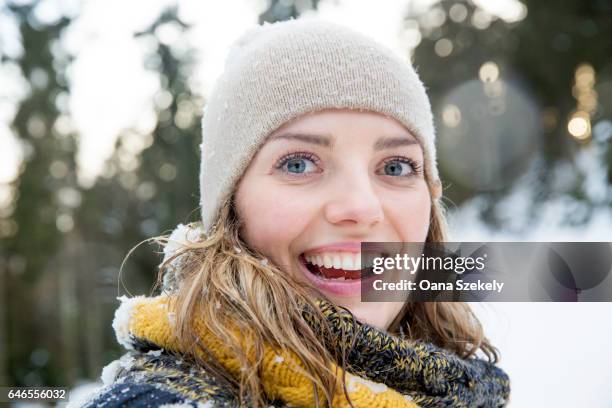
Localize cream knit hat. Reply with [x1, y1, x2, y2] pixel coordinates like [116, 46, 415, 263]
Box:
[199, 18, 440, 235]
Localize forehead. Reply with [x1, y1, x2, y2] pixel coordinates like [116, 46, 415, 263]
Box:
[268, 108, 417, 141]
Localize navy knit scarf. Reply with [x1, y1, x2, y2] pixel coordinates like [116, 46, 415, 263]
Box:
[305, 299, 511, 408]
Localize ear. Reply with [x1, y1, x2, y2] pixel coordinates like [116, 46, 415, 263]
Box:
[430, 179, 442, 200]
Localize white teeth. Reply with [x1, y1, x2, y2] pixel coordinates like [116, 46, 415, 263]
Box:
[302, 252, 362, 270]
[316, 255, 323, 266]
[303, 251, 382, 270]
[341, 253, 354, 270]
[332, 254, 342, 269]
[323, 254, 332, 268]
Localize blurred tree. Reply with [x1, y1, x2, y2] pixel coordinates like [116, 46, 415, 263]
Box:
[1, 2, 205, 390]
[132, 7, 202, 236]
[70, 6, 203, 379]
[412, 0, 612, 230]
[1, 1, 75, 387]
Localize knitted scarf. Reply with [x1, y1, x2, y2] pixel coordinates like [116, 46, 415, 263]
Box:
[113, 295, 510, 407]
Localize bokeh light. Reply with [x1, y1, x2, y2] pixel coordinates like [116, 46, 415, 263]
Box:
[568, 111, 591, 140]
[479, 61, 500, 83]
[442, 103, 462, 128]
[568, 63, 597, 141]
[437, 79, 540, 191]
[434, 38, 453, 57]
[448, 3, 468, 23]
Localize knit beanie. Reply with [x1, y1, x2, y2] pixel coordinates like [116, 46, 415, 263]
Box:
[199, 17, 440, 235]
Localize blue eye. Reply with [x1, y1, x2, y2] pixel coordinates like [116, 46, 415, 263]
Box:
[381, 158, 421, 177]
[276, 153, 319, 175]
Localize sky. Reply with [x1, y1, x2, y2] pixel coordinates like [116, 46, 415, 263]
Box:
[1, 0, 611, 406]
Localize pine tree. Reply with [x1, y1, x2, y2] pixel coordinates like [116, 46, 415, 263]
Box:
[1, 1, 75, 386]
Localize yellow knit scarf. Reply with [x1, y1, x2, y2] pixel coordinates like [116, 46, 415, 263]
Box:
[115, 294, 420, 408]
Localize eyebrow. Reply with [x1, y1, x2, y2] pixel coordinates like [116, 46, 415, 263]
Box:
[269, 133, 332, 147]
[268, 132, 418, 150]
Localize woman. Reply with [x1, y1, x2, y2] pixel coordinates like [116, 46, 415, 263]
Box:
[78, 18, 510, 407]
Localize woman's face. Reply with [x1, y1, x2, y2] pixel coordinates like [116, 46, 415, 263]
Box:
[235, 109, 435, 330]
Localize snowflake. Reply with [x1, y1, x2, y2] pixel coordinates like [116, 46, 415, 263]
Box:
[113, 295, 147, 350]
[167, 312, 176, 326]
[161, 223, 205, 267]
[346, 374, 388, 394]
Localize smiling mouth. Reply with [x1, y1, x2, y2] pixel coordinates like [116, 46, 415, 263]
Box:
[298, 253, 377, 281]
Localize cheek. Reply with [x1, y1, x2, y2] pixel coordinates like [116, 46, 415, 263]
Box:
[386, 187, 431, 241]
[237, 184, 316, 257]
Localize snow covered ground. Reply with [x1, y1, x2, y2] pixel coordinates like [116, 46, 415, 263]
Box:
[450, 198, 612, 407]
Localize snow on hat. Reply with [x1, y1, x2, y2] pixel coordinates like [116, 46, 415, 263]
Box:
[199, 17, 440, 235]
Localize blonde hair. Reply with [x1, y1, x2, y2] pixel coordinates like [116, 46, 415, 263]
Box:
[141, 183, 500, 407]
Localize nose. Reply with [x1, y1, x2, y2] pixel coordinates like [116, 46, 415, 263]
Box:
[324, 173, 384, 228]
